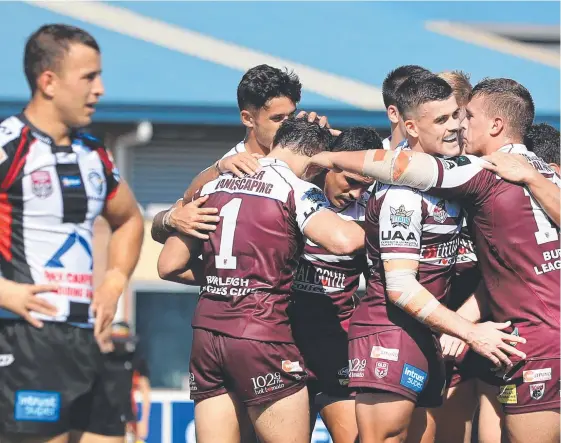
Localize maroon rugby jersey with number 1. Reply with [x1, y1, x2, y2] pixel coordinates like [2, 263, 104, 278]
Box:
[426, 144, 560, 334]
[191, 158, 330, 343]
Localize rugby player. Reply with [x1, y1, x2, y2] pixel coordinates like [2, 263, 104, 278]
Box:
[381, 65, 431, 150]
[0, 24, 144, 443]
[309, 78, 560, 443]
[157, 119, 366, 443]
[289, 127, 382, 442]
[346, 74, 512, 443]
[151, 64, 330, 243]
[525, 123, 560, 172]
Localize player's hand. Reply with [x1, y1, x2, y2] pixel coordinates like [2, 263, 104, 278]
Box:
[137, 419, 149, 440]
[466, 321, 526, 368]
[296, 110, 341, 136]
[440, 333, 466, 360]
[169, 195, 220, 240]
[92, 269, 127, 350]
[481, 152, 539, 184]
[217, 152, 263, 178]
[0, 281, 58, 328]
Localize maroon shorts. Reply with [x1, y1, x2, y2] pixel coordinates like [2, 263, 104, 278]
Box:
[447, 349, 501, 389]
[189, 328, 308, 406]
[294, 331, 352, 402]
[348, 327, 445, 408]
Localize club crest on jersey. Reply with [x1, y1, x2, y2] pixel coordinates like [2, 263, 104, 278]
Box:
[390, 205, 414, 228]
[31, 171, 53, 198]
[432, 200, 448, 223]
[88, 171, 104, 196]
[530, 383, 545, 400]
[375, 361, 389, 379]
[302, 188, 328, 205]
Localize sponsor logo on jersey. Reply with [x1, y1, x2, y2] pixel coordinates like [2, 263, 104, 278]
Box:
[31, 171, 53, 198]
[390, 205, 414, 228]
[375, 361, 389, 379]
[432, 200, 448, 223]
[370, 346, 399, 361]
[88, 171, 104, 196]
[61, 175, 82, 188]
[0, 354, 14, 367]
[188, 372, 198, 392]
[523, 368, 552, 383]
[530, 383, 545, 400]
[15, 391, 61, 422]
[497, 384, 518, 404]
[302, 187, 328, 205]
[281, 360, 303, 373]
[400, 364, 427, 393]
[349, 358, 367, 378]
[0, 147, 7, 165]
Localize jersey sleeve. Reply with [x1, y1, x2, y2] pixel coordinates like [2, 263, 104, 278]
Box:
[379, 186, 423, 261]
[428, 155, 494, 204]
[292, 181, 330, 233]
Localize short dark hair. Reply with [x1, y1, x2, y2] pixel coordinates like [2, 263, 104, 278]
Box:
[237, 64, 302, 112]
[470, 78, 535, 140]
[382, 65, 431, 109]
[330, 127, 383, 152]
[396, 75, 453, 120]
[272, 118, 333, 157]
[24, 24, 100, 94]
[524, 123, 560, 165]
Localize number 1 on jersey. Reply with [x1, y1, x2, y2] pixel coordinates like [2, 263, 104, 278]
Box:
[215, 198, 242, 269]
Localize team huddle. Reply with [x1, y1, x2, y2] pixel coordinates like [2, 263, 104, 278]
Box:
[154, 64, 560, 443]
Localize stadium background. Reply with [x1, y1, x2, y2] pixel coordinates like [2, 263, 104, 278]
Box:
[1, 2, 559, 442]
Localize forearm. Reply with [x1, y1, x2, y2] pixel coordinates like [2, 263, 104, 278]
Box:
[184, 165, 220, 202]
[139, 380, 151, 424]
[151, 209, 173, 244]
[105, 213, 144, 293]
[161, 259, 205, 286]
[526, 172, 560, 227]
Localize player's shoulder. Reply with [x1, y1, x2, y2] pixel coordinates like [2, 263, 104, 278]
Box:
[0, 115, 26, 150]
[220, 141, 246, 160]
[438, 155, 485, 170]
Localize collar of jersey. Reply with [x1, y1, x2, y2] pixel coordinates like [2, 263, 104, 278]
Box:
[18, 112, 77, 153]
[259, 157, 290, 168]
[498, 143, 528, 154]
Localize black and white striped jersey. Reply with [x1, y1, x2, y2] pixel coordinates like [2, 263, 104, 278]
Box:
[0, 114, 120, 325]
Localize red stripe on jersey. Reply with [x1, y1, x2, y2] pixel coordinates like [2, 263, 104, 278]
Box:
[107, 186, 118, 200]
[94, 146, 114, 174]
[435, 158, 444, 188]
[1, 127, 29, 191]
[0, 192, 12, 261]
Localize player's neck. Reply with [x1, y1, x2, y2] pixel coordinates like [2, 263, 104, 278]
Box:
[267, 148, 307, 177]
[24, 99, 72, 146]
[244, 131, 269, 156]
[390, 123, 404, 150]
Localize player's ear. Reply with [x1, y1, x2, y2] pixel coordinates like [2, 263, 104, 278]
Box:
[550, 163, 560, 174]
[489, 116, 504, 137]
[36, 70, 57, 99]
[404, 119, 418, 139]
[240, 110, 254, 129]
[387, 105, 399, 124]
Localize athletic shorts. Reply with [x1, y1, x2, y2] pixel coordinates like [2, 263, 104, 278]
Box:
[189, 328, 308, 407]
[447, 349, 502, 389]
[348, 327, 446, 408]
[0, 321, 127, 437]
[294, 331, 353, 406]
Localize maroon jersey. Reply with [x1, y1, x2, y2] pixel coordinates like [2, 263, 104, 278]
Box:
[191, 158, 330, 343]
[427, 144, 560, 331]
[448, 219, 481, 311]
[350, 182, 463, 339]
[290, 191, 369, 335]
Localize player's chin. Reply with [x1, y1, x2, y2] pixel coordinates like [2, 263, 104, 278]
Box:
[441, 140, 461, 157]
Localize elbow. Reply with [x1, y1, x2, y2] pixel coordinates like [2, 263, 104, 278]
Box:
[157, 254, 180, 281]
[326, 231, 363, 256]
